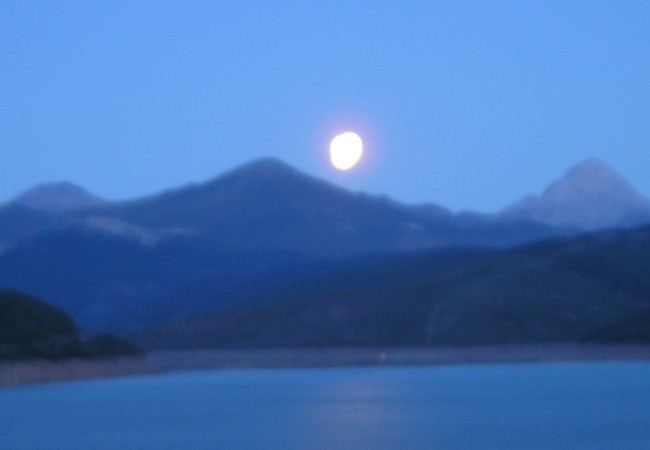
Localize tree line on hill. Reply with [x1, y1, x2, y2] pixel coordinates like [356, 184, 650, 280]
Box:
[0, 290, 141, 361]
[134, 226, 650, 349]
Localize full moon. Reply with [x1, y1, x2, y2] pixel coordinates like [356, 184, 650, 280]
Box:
[330, 132, 363, 170]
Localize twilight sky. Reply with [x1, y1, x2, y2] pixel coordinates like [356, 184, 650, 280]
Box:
[2, 1, 649, 212]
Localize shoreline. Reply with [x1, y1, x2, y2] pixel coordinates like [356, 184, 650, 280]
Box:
[147, 344, 650, 371]
[3, 344, 650, 387]
[0, 356, 156, 387]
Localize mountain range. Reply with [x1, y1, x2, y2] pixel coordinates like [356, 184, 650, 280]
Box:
[0, 157, 648, 337]
[134, 225, 650, 348]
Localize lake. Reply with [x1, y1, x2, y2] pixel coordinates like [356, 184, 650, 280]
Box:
[1, 361, 650, 449]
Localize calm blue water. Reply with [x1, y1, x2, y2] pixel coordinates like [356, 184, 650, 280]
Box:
[1, 361, 650, 449]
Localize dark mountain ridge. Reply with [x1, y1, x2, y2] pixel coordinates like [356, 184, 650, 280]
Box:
[0, 224, 309, 332]
[0, 157, 638, 334]
[133, 225, 650, 349]
[0, 204, 62, 248]
[85, 157, 557, 255]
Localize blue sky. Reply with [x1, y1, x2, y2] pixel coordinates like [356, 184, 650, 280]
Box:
[2, 1, 649, 212]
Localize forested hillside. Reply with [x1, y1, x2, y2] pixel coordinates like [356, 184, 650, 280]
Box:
[0, 290, 141, 361]
[134, 226, 650, 349]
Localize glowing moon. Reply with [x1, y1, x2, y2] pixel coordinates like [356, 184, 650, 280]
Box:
[330, 132, 363, 170]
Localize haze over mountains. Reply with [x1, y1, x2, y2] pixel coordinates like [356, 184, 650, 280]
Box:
[0, 157, 648, 341]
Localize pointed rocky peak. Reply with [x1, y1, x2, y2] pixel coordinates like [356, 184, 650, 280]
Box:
[542, 158, 647, 206]
[566, 157, 614, 175]
[557, 158, 632, 190]
[11, 182, 107, 213]
[502, 159, 650, 230]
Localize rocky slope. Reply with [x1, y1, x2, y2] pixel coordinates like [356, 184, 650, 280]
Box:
[502, 158, 650, 229]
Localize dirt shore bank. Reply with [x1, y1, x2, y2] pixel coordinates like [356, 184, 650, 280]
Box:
[0, 357, 157, 387]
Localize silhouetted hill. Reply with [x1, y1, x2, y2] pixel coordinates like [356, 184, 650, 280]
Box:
[0, 290, 140, 360]
[133, 226, 650, 349]
[502, 159, 650, 229]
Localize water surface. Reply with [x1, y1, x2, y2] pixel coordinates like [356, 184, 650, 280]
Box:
[2, 361, 650, 449]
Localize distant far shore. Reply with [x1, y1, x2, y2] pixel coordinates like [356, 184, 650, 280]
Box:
[4, 344, 650, 387]
[147, 344, 650, 372]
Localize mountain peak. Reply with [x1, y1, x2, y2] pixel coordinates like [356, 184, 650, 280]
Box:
[204, 157, 345, 198]
[563, 158, 621, 183]
[544, 158, 643, 202]
[570, 157, 609, 170]
[11, 182, 107, 213]
[222, 157, 299, 178]
[502, 158, 650, 230]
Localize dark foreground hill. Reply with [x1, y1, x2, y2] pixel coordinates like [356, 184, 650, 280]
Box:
[0, 290, 140, 361]
[134, 226, 650, 349]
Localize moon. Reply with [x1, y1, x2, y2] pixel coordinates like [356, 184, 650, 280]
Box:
[330, 132, 363, 170]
